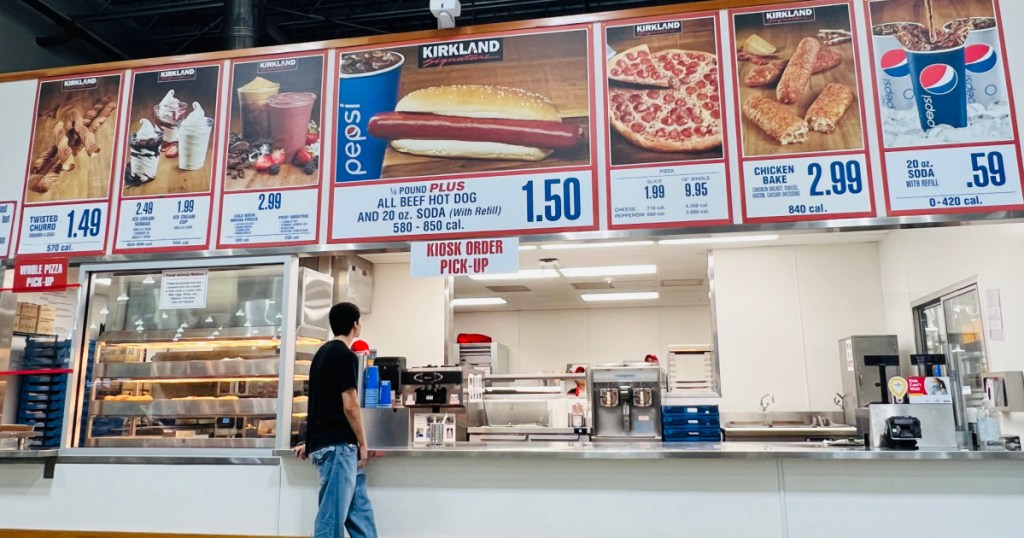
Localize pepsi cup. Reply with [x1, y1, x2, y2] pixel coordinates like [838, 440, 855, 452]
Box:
[905, 44, 968, 132]
[337, 50, 405, 182]
[945, 17, 1005, 109]
[872, 23, 920, 111]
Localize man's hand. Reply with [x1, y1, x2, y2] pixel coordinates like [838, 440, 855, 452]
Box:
[358, 444, 368, 469]
[292, 443, 307, 460]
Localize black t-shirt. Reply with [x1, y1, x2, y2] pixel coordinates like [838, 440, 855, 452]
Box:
[304, 340, 359, 453]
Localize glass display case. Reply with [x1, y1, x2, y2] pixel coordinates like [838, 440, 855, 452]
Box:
[71, 258, 331, 450]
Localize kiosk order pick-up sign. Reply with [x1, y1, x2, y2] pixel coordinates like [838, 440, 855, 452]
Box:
[410, 237, 519, 278]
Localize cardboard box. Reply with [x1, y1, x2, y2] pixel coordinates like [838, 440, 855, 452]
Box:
[15, 315, 38, 334]
[35, 317, 55, 335]
[37, 305, 56, 324]
[17, 302, 39, 319]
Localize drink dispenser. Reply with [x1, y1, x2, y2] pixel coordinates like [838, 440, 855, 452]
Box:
[591, 366, 662, 440]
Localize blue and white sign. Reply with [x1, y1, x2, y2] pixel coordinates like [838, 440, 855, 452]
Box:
[331, 172, 596, 241]
[17, 202, 108, 255]
[219, 190, 318, 247]
[411, 237, 519, 277]
[742, 154, 874, 221]
[114, 197, 210, 252]
[884, 146, 1023, 213]
[609, 164, 730, 227]
[0, 202, 15, 258]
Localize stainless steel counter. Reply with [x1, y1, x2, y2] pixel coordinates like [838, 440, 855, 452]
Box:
[0, 449, 58, 478]
[311, 442, 1024, 461]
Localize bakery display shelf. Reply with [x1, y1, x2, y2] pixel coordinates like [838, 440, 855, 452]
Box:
[92, 398, 278, 417]
[99, 327, 283, 344]
[86, 437, 275, 449]
[95, 358, 281, 380]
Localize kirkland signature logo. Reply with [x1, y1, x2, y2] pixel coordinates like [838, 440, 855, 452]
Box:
[158, 68, 198, 82]
[62, 77, 98, 91]
[763, 8, 816, 25]
[258, 58, 299, 74]
[418, 38, 503, 68]
[634, 21, 682, 37]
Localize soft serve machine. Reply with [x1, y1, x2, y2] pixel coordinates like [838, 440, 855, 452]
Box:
[590, 365, 662, 440]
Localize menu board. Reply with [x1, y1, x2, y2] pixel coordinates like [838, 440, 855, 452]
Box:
[730, 1, 876, 222]
[113, 61, 222, 253]
[16, 72, 123, 256]
[602, 14, 733, 230]
[217, 52, 326, 248]
[328, 26, 599, 243]
[865, 0, 1023, 215]
[0, 202, 15, 258]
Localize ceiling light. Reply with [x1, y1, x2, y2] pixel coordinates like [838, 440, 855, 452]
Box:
[519, 245, 538, 251]
[581, 292, 659, 302]
[658, 234, 779, 245]
[205, 316, 214, 323]
[452, 297, 507, 307]
[116, 294, 129, 302]
[540, 241, 654, 250]
[142, 276, 156, 285]
[560, 264, 657, 278]
[469, 269, 559, 281]
[94, 277, 112, 286]
[99, 307, 110, 315]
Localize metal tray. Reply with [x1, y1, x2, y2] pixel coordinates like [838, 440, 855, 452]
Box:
[91, 398, 278, 417]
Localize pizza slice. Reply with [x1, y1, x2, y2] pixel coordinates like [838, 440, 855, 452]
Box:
[609, 87, 722, 153]
[608, 44, 671, 88]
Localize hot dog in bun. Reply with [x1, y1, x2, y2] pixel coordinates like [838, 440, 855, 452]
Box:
[368, 84, 585, 161]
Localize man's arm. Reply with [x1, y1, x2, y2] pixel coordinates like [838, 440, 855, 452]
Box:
[342, 388, 369, 467]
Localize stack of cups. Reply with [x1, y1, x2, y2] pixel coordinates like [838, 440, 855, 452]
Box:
[364, 366, 380, 408]
[378, 380, 393, 408]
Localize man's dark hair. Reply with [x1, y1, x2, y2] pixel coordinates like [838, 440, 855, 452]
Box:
[329, 302, 361, 336]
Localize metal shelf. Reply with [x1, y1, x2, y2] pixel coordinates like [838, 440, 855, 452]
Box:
[95, 359, 281, 380]
[85, 437, 275, 449]
[91, 398, 278, 417]
[485, 373, 585, 381]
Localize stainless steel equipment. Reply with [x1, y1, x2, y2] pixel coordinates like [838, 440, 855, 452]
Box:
[983, 372, 1024, 412]
[838, 335, 903, 426]
[863, 404, 958, 449]
[591, 366, 661, 441]
[468, 371, 590, 442]
[362, 408, 410, 448]
[400, 366, 484, 442]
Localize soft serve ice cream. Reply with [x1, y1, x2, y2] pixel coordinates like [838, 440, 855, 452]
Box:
[155, 89, 188, 144]
[177, 102, 213, 170]
[126, 118, 162, 186]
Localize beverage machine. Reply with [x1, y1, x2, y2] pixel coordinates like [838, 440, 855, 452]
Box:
[400, 366, 484, 442]
[590, 365, 662, 441]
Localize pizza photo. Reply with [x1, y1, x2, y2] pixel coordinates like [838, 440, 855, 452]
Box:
[605, 17, 724, 166]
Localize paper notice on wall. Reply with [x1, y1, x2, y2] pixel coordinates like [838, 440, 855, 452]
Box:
[159, 269, 209, 310]
[985, 289, 1004, 341]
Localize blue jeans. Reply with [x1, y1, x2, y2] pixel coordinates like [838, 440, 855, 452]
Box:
[311, 444, 378, 538]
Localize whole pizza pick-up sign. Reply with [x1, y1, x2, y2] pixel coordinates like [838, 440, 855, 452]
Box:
[411, 237, 519, 278]
[13, 257, 69, 292]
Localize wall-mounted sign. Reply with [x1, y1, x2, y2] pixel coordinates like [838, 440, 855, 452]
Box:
[410, 237, 519, 277]
[0, 201, 16, 259]
[12, 257, 68, 292]
[159, 269, 209, 310]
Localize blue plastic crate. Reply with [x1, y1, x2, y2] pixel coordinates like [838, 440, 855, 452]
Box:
[663, 404, 719, 417]
[21, 383, 67, 394]
[663, 414, 720, 427]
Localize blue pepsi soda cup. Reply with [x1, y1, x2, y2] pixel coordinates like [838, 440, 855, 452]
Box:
[337, 50, 405, 182]
[905, 44, 968, 132]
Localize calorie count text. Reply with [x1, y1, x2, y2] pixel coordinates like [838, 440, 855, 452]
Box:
[746, 159, 865, 216]
[903, 151, 1011, 209]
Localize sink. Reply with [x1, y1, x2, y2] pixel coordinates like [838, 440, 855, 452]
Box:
[725, 421, 815, 429]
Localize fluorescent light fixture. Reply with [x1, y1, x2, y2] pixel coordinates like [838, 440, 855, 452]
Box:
[560, 264, 657, 278]
[540, 240, 654, 250]
[94, 277, 112, 286]
[205, 316, 214, 323]
[519, 245, 539, 251]
[451, 297, 508, 307]
[658, 234, 779, 245]
[581, 292, 659, 302]
[116, 294, 129, 302]
[469, 269, 559, 281]
[142, 276, 156, 285]
[99, 307, 110, 315]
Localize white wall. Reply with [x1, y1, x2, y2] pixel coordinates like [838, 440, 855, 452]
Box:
[712, 243, 888, 412]
[359, 263, 446, 367]
[877, 223, 1024, 437]
[454, 306, 712, 373]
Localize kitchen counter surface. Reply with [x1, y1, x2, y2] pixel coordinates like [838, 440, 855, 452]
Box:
[0, 449, 59, 478]
[346, 441, 1024, 461]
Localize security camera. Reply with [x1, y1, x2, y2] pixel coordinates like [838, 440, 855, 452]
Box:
[430, 0, 461, 29]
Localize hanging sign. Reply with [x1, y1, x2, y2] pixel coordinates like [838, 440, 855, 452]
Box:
[12, 257, 68, 292]
[410, 237, 519, 277]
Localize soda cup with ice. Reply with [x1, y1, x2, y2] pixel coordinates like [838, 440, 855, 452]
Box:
[872, 23, 920, 111]
[905, 43, 968, 132]
[945, 17, 1005, 109]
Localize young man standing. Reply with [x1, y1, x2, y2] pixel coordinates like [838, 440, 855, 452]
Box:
[293, 302, 378, 538]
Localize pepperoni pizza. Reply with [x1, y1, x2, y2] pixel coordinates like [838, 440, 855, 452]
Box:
[607, 45, 723, 152]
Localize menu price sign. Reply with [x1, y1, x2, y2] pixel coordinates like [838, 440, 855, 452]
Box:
[17, 73, 123, 257]
[0, 202, 15, 258]
[730, 1, 876, 222]
[329, 27, 599, 242]
[218, 52, 326, 248]
[113, 62, 222, 253]
[410, 237, 519, 277]
[866, 0, 1024, 215]
[12, 257, 68, 292]
[602, 14, 733, 229]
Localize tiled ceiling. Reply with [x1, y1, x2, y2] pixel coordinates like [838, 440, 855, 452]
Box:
[11, 0, 701, 63]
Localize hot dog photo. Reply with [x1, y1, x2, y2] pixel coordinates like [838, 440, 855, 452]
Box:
[335, 29, 592, 182]
[604, 16, 724, 166]
[733, 3, 865, 157]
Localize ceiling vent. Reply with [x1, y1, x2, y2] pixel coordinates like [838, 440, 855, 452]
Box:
[571, 282, 615, 290]
[661, 279, 704, 287]
[485, 285, 532, 293]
